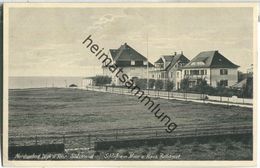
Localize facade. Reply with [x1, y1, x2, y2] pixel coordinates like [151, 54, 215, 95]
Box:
[102, 43, 154, 85]
[150, 52, 190, 90]
[176, 50, 239, 89]
[82, 77, 95, 87]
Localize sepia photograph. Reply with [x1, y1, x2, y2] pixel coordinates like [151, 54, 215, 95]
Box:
[2, 3, 257, 167]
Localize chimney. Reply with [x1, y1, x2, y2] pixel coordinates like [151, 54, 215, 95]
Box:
[181, 51, 183, 55]
[174, 52, 177, 55]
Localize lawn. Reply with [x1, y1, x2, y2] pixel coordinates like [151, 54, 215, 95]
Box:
[9, 88, 252, 136]
[8, 88, 253, 160]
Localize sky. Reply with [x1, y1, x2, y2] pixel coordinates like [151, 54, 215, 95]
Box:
[8, 6, 254, 77]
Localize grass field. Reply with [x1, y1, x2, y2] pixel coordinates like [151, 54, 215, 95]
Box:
[8, 88, 253, 160]
[9, 88, 252, 136]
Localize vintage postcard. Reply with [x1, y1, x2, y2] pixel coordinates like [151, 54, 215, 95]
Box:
[2, 3, 258, 167]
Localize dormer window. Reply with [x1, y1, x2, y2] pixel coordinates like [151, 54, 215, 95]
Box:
[191, 62, 205, 66]
[131, 60, 135, 65]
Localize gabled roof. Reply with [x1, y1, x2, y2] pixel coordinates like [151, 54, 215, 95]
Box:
[231, 78, 247, 88]
[109, 43, 154, 67]
[110, 43, 147, 61]
[154, 53, 190, 71]
[109, 49, 119, 60]
[183, 50, 239, 69]
[155, 55, 175, 64]
[163, 55, 175, 62]
[165, 54, 190, 71]
[155, 57, 164, 63]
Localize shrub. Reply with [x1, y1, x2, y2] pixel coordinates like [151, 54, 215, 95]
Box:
[155, 80, 164, 90]
[93, 75, 112, 86]
[148, 79, 156, 89]
[166, 81, 174, 91]
[134, 78, 147, 89]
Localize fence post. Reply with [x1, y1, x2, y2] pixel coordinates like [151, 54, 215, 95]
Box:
[35, 135, 38, 145]
[88, 134, 91, 147]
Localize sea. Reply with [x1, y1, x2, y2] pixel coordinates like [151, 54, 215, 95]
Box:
[9, 76, 85, 89]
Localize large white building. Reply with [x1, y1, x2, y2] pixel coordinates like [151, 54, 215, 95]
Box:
[176, 50, 239, 89]
[102, 43, 154, 85]
[149, 52, 190, 90]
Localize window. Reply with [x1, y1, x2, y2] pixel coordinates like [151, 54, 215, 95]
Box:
[191, 62, 205, 66]
[190, 70, 199, 75]
[156, 63, 163, 68]
[200, 70, 204, 75]
[219, 80, 228, 87]
[152, 74, 154, 78]
[220, 69, 228, 75]
[131, 60, 135, 65]
[170, 72, 173, 78]
[205, 70, 207, 75]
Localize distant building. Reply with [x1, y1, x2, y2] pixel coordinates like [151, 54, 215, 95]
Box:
[102, 43, 154, 85]
[176, 50, 239, 89]
[150, 52, 189, 90]
[82, 77, 95, 87]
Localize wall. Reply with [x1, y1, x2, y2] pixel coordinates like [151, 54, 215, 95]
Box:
[82, 78, 94, 88]
[103, 66, 152, 85]
[210, 68, 238, 87]
[176, 68, 211, 89]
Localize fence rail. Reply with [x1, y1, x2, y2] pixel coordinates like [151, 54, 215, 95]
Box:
[83, 85, 253, 107]
[9, 123, 252, 150]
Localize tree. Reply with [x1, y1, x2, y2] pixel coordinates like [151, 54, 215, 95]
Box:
[93, 75, 112, 86]
[180, 78, 189, 91]
[155, 80, 164, 90]
[197, 78, 208, 93]
[135, 78, 147, 89]
[148, 79, 156, 89]
[244, 77, 253, 98]
[166, 80, 174, 91]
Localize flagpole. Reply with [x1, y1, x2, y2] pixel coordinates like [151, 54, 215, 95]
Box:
[146, 33, 149, 94]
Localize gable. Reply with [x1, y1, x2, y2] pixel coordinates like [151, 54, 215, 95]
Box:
[184, 50, 239, 69]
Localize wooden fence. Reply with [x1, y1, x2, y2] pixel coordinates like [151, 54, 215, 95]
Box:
[9, 123, 252, 151]
[84, 86, 253, 107]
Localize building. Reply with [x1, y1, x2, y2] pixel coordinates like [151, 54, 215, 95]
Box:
[102, 43, 154, 85]
[149, 52, 190, 90]
[82, 77, 95, 87]
[176, 50, 239, 89]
